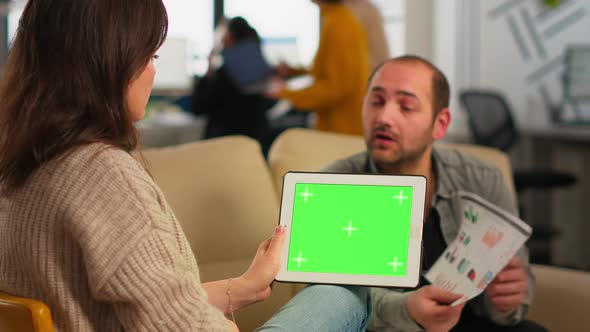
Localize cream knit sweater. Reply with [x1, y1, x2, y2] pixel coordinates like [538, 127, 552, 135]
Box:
[0, 144, 229, 331]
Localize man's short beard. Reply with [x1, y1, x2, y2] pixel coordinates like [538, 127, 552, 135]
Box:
[368, 137, 432, 174]
[375, 147, 427, 170]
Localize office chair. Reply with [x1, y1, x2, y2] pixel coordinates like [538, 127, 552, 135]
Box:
[459, 89, 577, 264]
[0, 292, 55, 332]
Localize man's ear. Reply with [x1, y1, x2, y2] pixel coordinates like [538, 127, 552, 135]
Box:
[432, 108, 451, 141]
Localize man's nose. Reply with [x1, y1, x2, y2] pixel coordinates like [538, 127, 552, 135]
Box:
[376, 102, 400, 126]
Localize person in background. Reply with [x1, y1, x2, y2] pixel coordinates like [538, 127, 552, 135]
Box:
[343, 0, 390, 70]
[269, 0, 370, 136]
[0, 1, 371, 331]
[192, 17, 273, 152]
[322, 55, 547, 332]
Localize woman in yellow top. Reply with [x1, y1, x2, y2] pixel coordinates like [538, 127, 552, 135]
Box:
[271, 0, 370, 136]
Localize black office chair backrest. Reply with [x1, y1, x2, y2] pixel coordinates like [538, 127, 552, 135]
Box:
[459, 90, 519, 152]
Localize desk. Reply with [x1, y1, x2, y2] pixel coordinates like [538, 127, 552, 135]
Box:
[136, 112, 205, 148]
[523, 125, 590, 145]
[521, 125, 590, 270]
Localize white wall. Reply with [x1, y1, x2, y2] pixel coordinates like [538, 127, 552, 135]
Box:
[408, 0, 478, 139]
[433, 0, 474, 139]
[405, 0, 434, 60]
[478, 0, 590, 126]
[433, 0, 590, 269]
[434, 0, 590, 135]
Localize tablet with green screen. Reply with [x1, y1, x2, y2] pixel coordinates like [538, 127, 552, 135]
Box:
[275, 172, 426, 288]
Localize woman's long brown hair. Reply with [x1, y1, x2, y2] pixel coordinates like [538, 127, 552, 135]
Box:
[0, 0, 168, 194]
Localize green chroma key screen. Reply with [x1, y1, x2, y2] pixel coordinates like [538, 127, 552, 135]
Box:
[287, 183, 413, 276]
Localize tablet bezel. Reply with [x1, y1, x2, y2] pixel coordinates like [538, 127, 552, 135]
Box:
[275, 171, 426, 288]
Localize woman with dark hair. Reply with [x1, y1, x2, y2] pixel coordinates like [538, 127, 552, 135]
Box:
[192, 16, 273, 153]
[0, 1, 370, 331]
[224, 16, 261, 44]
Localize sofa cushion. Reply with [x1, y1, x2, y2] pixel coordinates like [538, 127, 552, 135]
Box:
[141, 136, 279, 265]
[528, 264, 590, 331]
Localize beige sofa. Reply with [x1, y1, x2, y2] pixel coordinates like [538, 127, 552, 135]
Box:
[142, 128, 590, 332]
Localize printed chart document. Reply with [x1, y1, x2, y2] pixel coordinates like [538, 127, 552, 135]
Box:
[425, 192, 532, 306]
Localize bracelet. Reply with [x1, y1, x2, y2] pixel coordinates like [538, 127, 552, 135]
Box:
[226, 278, 237, 324]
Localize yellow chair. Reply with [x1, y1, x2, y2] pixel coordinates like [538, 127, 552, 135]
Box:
[0, 292, 55, 332]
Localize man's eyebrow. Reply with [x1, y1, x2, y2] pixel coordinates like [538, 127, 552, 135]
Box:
[369, 86, 387, 93]
[369, 86, 419, 101]
[395, 91, 418, 100]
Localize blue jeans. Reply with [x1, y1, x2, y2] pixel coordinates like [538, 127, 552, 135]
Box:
[255, 285, 371, 332]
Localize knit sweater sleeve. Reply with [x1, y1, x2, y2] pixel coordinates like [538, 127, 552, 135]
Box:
[99, 229, 230, 331]
[59, 146, 229, 331]
[276, 10, 365, 111]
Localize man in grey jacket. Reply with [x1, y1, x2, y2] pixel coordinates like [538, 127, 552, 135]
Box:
[323, 55, 546, 332]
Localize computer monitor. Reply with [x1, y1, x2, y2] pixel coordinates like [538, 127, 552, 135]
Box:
[564, 46, 590, 101]
[559, 46, 590, 123]
[261, 37, 302, 67]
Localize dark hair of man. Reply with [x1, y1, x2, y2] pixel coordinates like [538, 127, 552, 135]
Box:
[0, 0, 168, 195]
[319, 0, 343, 3]
[367, 55, 451, 117]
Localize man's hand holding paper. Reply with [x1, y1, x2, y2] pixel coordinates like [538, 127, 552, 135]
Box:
[424, 192, 532, 307]
[485, 257, 529, 312]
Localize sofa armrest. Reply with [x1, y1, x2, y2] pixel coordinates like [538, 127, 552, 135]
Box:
[528, 264, 590, 331]
[268, 129, 365, 194]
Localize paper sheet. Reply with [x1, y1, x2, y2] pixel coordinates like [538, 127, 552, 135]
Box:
[424, 192, 532, 306]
